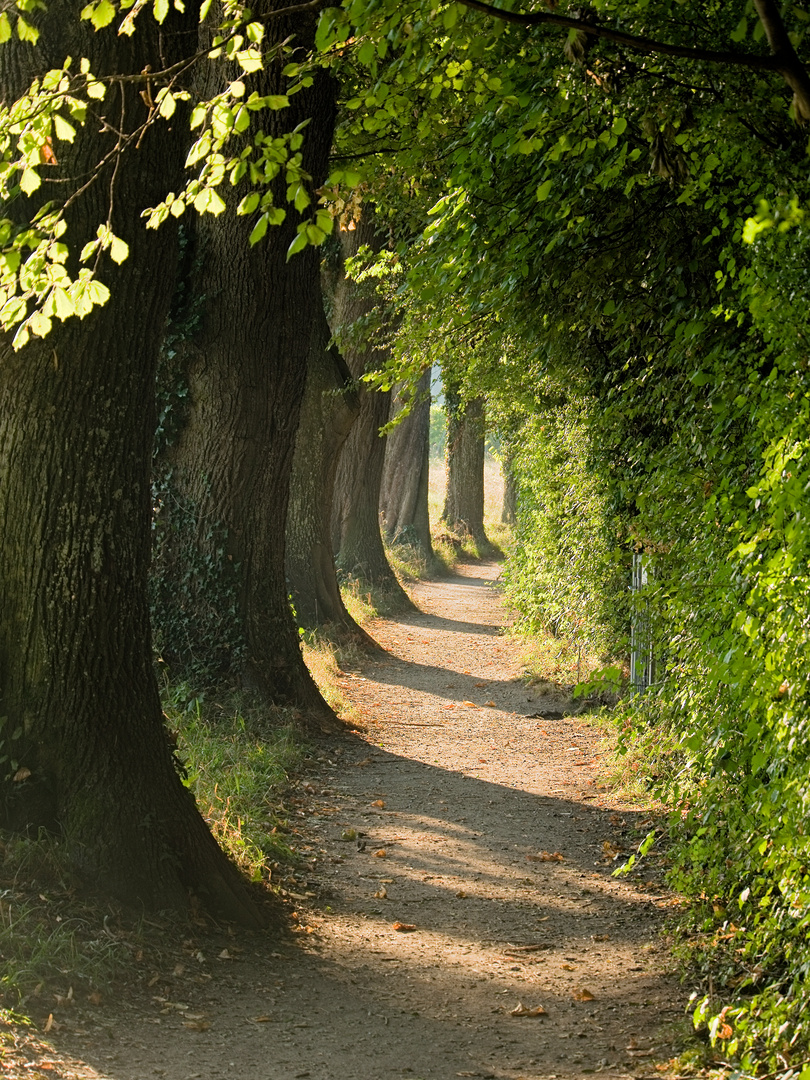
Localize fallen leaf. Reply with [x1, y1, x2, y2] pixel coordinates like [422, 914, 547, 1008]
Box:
[44, 1014, 55, 1033]
[13, 766, 31, 782]
[591, 934, 610, 942]
[510, 1001, 548, 1017]
[173, 963, 185, 977]
[374, 887, 388, 899]
[484, 701, 497, 707]
[455, 890, 467, 898]
[441, 704, 456, 710]
[463, 701, 477, 708]
[373, 848, 387, 858]
[218, 949, 232, 959]
[148, 973, 160, 987]
[183, 1019, 211, 1031]
[392, 922, 417, 932]
[252, 1015, 274, 1023]
[473, 682, 489, 688]
[602, 840, 622, 857]
[87, 992, 103, 1005]
[371, 800, 386, 808]
[478, 758, 488, 763]
[527, 851, 564, 862]
[626, 1048, 656, 1057]
[572, 988, 595, 1001]
[340, 829, 357, 841]
[354, 758, 373, 767]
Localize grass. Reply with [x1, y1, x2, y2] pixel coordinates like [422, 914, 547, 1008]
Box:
[162, 683, 306, 882]
[0, 684, 310, 1009]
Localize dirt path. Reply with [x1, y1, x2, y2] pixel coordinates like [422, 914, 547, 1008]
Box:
[47, 562, 684, 1080]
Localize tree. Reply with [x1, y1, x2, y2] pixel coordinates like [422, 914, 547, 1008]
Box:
[442, 392, 488, 549]
[380, 368, 433, 558]
[330, 213, 414, 607]
[150, 2, 341, 727]
[285, 279, 375, 640]
[0, 2, 264, 924]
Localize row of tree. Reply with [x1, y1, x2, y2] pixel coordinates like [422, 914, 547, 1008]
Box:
[2, 0, 810, 1066]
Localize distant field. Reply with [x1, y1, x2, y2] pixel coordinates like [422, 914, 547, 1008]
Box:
[428, 453, 505, 531]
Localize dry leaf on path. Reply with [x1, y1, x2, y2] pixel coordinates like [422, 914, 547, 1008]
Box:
[183, 1019, 210, 1031]
[374, 887, 388, 899]
[463, 701, 477, 708]
[392, 922, 417, 932]
[572, 988, 596, 1001]
[626, 1047, 656, 1057]
[484, 701, 497, 707]
[473, 682, 489, 688]
[373, 848, 387, 858]
[561, 963, 576, 970]
[592, 934, 610, 942]
[510, 1001, 547, 1017]
[441, 704, 456, 710]
[527, 851, 564, 862]
[371, 800, 386, 808]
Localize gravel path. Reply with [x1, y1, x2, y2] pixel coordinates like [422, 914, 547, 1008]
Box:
[46, 561, 685, 1080]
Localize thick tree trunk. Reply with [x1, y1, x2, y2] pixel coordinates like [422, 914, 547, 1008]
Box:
[286, 292, 375, 643]
[0, 6, 264, 925]
[330, 217, 413, 608]
[443, 394, 489, 548]
[153, 4, 339, 729]
[380, 369, 433, 557]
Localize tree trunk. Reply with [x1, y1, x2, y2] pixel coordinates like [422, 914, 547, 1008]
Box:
[443, 394, 489, 548]
[152, 4, 339, 729]
[330, 216, 414, 608]
[286, 290, 375, 643]
[380, 368, 434, 557]
[501, 447, 518, 525]
[0, 6, 264, 925]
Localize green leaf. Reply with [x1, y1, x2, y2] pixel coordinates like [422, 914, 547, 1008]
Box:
[286, 230, 307, 261]
[0, 12, 11, 42]
[51, 287, 74, 321]
[53, 115, 76, 143]
[293, 185, 310, 213]
[158, 91, 176, 119]
[237, 192, 260, 216]
[109, 235, 129, 264]
[153, 0, 169, 22]
[19, 168, 40, 195]
[81, 0, 116, 29]
[612, 116, 627, 135]
[248, 213, 268, 246]
[16, 15, 38, 43]
[536, 178, 552, 201]
[730, 16, 747, 43]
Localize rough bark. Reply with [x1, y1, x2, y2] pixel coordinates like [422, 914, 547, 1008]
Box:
[0, 5, 264, 925]
[330, 216, 413, 608]
[286, 289, 375, 643]
[380, 369, 433, 558]
[443, 394, 489, 548]
[154, 3, 339, 729]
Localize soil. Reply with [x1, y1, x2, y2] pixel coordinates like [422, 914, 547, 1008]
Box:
[22, 561, 688, 1080]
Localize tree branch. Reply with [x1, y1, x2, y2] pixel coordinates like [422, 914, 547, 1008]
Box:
[454, 0, 782, 71]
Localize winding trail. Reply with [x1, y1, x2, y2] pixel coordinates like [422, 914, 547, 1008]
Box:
[52, 561, 684, 1080]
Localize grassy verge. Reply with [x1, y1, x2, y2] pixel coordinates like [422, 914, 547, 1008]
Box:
[0, 684, 309, 1010]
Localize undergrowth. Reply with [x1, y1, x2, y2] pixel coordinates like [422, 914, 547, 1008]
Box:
[0, 685, 307, 1008]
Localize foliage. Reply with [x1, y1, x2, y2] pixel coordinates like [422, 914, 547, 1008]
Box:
[502, 402, 628, 657]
